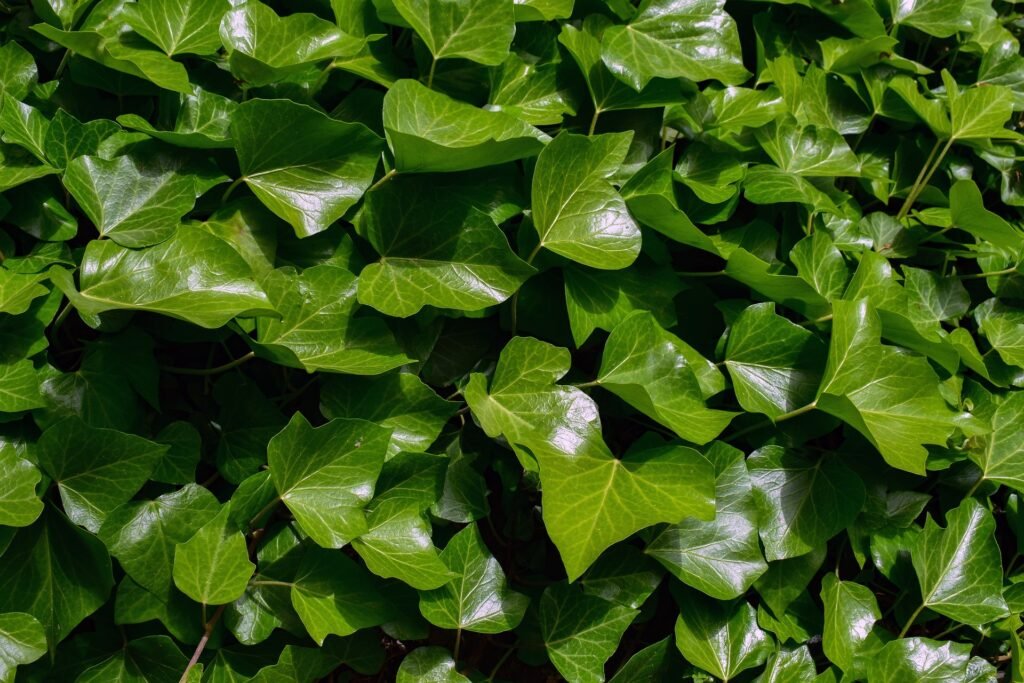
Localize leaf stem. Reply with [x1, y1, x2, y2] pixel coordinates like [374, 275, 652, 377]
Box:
[487, 646, 516, 682]
[249, 579, 293, 589]
[221, 176, 246, 204]
[248, 496, 281, 530]
[367, 168, 397, 194]
[179, 604, 226, 683]
[51, 302, 73, 333]
[677, 270, 725, 278]
[162, 351, 256, 376]
[588, 108, 601, 136]
[898, 602, 926, 638]
[775, 401, 818, 423]
[509, 243, 544, 336]
[897, 137, 954, 220]
[799, 313, 833, 327]
[957, 266, 1018, 280]
[573, 380, 600, 389]
[427, 58, 437, 88]
[453, 627, 462, 663]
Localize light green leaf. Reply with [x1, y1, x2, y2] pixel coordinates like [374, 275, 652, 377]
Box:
[949, 179, 1024, 251]
[725, 302, 827, 420]
[382, 79, 548, 173]
[49, 226, 275, 329]
[970, 392, 1024, 493]
[0, 143, 56, 192]
[646, 442, 767, 599]
[947, 72, 1019, 142]
[321, 372, 458, 456]
[0, 613, 46, 683]
[396, 647, 470, 683]
[255, 265, 409, 374]
[820, 573, 886, 679]
[75, 635, 193, 683]
[173, 506, 255, 605]
[580, 545, 663, 610]
[97, 484, 220, 596]
[743, 165, 840, 215]
[0, 42, 37, 101]
[790, 231, 850, 300]
[540, 582, 638, 683]
[600, 0, 748, 91]
[0, 506, 113, 649]
[0, 95, 49, 164]
[62, 150, 199, 247]
[392, 0, 513, 66]
[356, 174, 533, 317]
[37, 417, 167, 533]
[909, 497, 1009, 625]
[748, 446, 865, 561]
[890, 0, 968, 38]
[531, 132, 641, 270]
[487, 53, 576, 126]
[268, 413, 391, 548]
[595, 311, 735, 444]
[756, 117, 860, 177]
[866, 638, 971, 682]
[419, 523, 527, 633]
[758, 647, 817, 683]
[0, 445, 42, 528]
[817, 299, 960, 475]
[117, 86, 236, 149]
[0, 361, 44, 413]
[674, 589, 772, 681]
[123, 0, 229, 56]
[231, 98, 384, 238]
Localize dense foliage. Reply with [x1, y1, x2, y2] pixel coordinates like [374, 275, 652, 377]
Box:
[0, 0, 1023, 680]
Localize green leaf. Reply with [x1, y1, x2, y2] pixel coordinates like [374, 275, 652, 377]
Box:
[75, 635, 193, 683]
[743, 165, 840, 215]
[62, 150, 200, 247]
[0, 42, 37, 101]
[97, 484, 220, 596]
[392, 0, 514, 66]
[949, 179, 1024, 251]
[0, 613, 46, 683]
[866, 638, 972, 682]
[0, 143, 56, 192]
[396, 647, 470, 683]
[725, 302, 827, 420]
[37, 417, 167, 532]
[531, 132, 641, 270]
[909, 497, 1010, 625]
[382, 79, 548, 173]
[790, 230, 850, 301]
[123, 0, 229, 56]
[748, 446, 865, 561]
[581, 545, 663, 609]
[117, 87, 236, 149]
[350, 452, 452, 589]
[321, 372, 458, 456]
[172, 506, 255, 605]
[0, 444, 42, 527]
[289, 546, 398, 644]
[970, 391, 1024, 493]
[356, 174, 534, 317]
[646, 442, 768, 599]
[539, 582, 638, 683]
[947, 72, 1019, 142]
[820, 573, 886, 679]
[255, 265, 409, 374]
[758, 647, 817, 683]
[673, 588, 772, 681]
[595, 311, 736, 444]
[219, 1, 365, 87]
[0, 506, 113, 649]
[816, 299, 960, 475]
[43, 109, 119, 170]
[49, 226, 275, 329]
[889, 0, 968, 37]
[608, 637, 683, 683]
[231, 98, 384, 238]
[756, 118, 860, 177]
[0, 360, 44, 413]
[0, 95, 49, 164]
[267, 413, 391, 548]
[487, 54, 576, 126]
[600, 0, 748, 91]
[419, 523, 528, 633]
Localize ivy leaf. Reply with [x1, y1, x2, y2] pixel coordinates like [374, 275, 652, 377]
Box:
[909, 498, 1009, 625]
[289, 546, 398, 645]
[267, 413, 391, 549]
[356, 174, 534, 317]
[487, 54, 576, 126]
[396, 647, 470, 683]
[43, 109, 118, 171]
[231, 99, 384, 238]
[419, 523, 528, 633]
[0, 42, 37, 101]
[0, 361, 44, 413]
[725, 302, 827, 420]
[970, 392, 1024, 493]
[816, 299, 960, 475]
[946, 72, 1019, 142]
[37, 417, 168, 533]
[255, 265, 410, 374]
[62, 150, 200, 247]
[0, 506, 113, 649]
[756, 118, 861, 177]
[820, 573, 886, 679]
[0, 96, 49, 164]
[759, 647, 818, 683]
[123, 0, 229, 56]
[673, 588, 772, 681]
[0, 444, 42, 528]
[866, 637, 972, 682]
[531, 132, 641, 270]
[539, 582, 638, 683]
[75, 635, 193, 683]
[889, 0, 968, 38]
[0, 613, 46, 682]
[646, 442, 768, 599]
[595, 312, 736, 444]
[748, 446, 865, 561]
[382, 79, 548, 173]
[173, 506, 255, 606]
[321, 372, 458, 457]
[49, 226, 275, 329]
[392, 0, 514, 66]
[118, 86, 236, 150]
[600, 0, 748, 91]
[97, 484, 220, 596]
[608, 637, 684, 682]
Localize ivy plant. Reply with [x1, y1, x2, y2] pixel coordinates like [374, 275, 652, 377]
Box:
[0, 0, 1023, 680]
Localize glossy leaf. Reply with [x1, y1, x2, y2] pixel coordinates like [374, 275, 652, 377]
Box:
[392, 0, 514, 66]
[673, 589, 772, 681]
[172, 506, 255, 605]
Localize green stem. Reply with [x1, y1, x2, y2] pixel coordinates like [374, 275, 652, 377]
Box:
[799, 313, 833, 327]
[427, 58, 437, 88]
[963, 476, 985, 499]
[453, 628, 462, 663]
[486, 647, 516, 682]
[677, 270, 725, 278]
[775, 401, 818, 423]
[898, 603, 926, 638]
[574, 380, 600, 389]
[957, 266, 1018, 280]
[51, 302, 73, 333]
[179, 604, 226, 683]
[249, 579, 293, 589]
[509, 243, 544, 336]
[588, 108, 601, 136]
[221, 176, 246, 204]
[367, 168, 397, 194]
[162, 351, 256, 376]
[896, 138, 942, 220]
[248, 496, 281, 530]
[897, 137, 954, 220]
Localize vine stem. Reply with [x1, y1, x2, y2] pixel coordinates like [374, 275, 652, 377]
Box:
[897, 137, 954, 220]
[367, 168, 397, 194]
[957, 266, 1018, 280]
[221, 176, 246, 204]
[162, 351, 255, 376]
[487, 647, 516, 682]
[179, 604, 227, 683]
[453, 628, 463, 663]
[898, 603, 926, 638]
[588, 108, 601, 136]
[427, 58, 437, 88]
